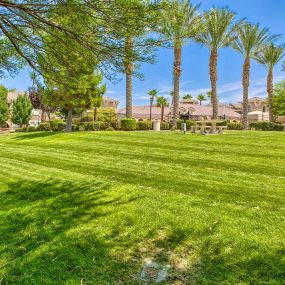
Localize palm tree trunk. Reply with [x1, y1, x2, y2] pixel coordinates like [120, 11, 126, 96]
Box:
[94, 107, 98, 121]
[150, 99, 152, 121]
[65, 107, 73, 132]
[242, 57, 250, 129]
[172, 44, 182, 128]
[125, 37, 134, 118]
[161, 105, 164, 121]
[199, 101, 202, 106]
[210, 49, 218, 119]
[267, 68, 274, 122]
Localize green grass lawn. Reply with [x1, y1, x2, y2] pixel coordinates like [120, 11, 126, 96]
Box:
[0, 131, 285, 284]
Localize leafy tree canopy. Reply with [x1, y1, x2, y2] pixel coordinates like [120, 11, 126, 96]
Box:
[11, 94, 33, 126]
[273, 80, 285, 116]
[0, 0, 161, 80]
[0, 85, 9, 125]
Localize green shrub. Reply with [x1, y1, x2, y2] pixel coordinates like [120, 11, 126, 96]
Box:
[216, 120, 229, 126]
[81, 115, 93, 122]
[253, 121, 284, 131]
[26, 126, 37, 132]
[121, 118, 136, 131]
[160, 122, 170, 130]
[105, 127, 115, 131]
[176, 120, 196, 130]
[38, 123, 51, 131]
[227, 123, 242, 130]
[111, 121, 120, 130]
[78, 122, 88, 131]
[86, 121, 110, 131]
[72, 124, 78, 131]
[15, 128, 26, 132]
[100, 122, 110, 130]
[249, 123, 256, 129]
[57, 122, 66, 131]
[86, 122, 98, 131]
[136, 120, 152, 130]
[50, 120, 66, 131]
[72, 118, 81, 125]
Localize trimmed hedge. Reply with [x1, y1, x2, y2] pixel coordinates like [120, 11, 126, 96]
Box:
[136, 120, 152, 130]
[15, 128, 26, 132]
[121, 118, 136, 131]
[250, 122, 284, 131]
[111, 121, 120, 130]
[228, 123, 242, 130]
[38, 123, 51, 131]
[50, 120, 66, 131]
[160, 122, 170, 130]
[26, 126, 37, 132]
[176, 120, 196, 130]
[77, 121, 111, 131]
[106, 127, 115, 131]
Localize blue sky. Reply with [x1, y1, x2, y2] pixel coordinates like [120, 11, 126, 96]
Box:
[2, 0, 285, 107]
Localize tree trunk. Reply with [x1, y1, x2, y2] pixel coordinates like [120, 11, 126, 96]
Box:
[125, 37, 134, 118]
[41, 109, 45, 123]
[267, 68, 274, 122]
[172, 45, 182, 128]
[242, 57, 250, 130]
[210, 49, 218, 119]
[150, 99, 152, 121]
[161, 105, 164, 121]
[94, 107, 98, 121]
[200, 101, 202, 106]
[65, 107, 73, 132]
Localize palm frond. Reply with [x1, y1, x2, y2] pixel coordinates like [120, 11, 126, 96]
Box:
[158, 0, 202, 47]
[254, 42, 285, 70]
[232, 22, 278, 58]
[195, 7, 237, 50]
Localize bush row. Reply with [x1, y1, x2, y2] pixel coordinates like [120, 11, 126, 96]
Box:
[121, 119, 172, 131]
[250, 122, 284, 131]
[20, 119, 283, 133]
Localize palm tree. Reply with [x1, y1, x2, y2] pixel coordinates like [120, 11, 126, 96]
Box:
[157, 96, 169, 121]
[232, 23, 277, 129]
[206, 91, 212, 104]
[196, 8, 238, 119]
[196, 94, 206, 105]
[255, 43, 285, 122]
[148, 89, 158, 120]
[159, 0, 201, 128]
[125, 37, 134, 118]
[183, 94, 192, 100]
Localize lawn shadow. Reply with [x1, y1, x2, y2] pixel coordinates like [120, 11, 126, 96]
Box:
[193, 235, 285, 284]
[0, 178, 143, 284]
[11, 132, 59, 140]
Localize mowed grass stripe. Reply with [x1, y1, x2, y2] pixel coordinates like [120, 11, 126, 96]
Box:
[1, 134, 285, 178]
[0, 131, 285, 284]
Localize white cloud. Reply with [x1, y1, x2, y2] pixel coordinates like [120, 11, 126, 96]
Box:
[106, 90, 117, 95]
[116, 73, 285, 107]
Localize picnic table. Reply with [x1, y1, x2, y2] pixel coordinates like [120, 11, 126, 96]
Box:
[190, 120, 227, 134]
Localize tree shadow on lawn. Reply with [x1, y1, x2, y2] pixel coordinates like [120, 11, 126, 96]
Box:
[11, 132, 59, 140]
[193, 235, 285, 284]
[0, 179, 144, 284]
[1, 178, 284, 284]
[131, 223, 285, 284]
